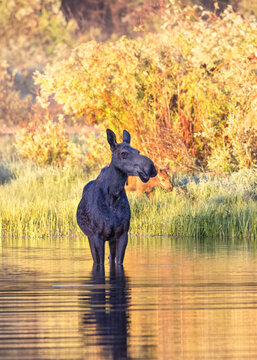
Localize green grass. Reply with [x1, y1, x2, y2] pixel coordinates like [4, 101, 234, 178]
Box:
[0, 161, 256, 240]
[129, 170, 257, 239]
[0, 161, 89, 238]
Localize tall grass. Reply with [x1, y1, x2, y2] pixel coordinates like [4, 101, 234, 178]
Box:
[129, 170, 257, 239]
[0, 162, 91, 238]
[0, 161, 256, 240]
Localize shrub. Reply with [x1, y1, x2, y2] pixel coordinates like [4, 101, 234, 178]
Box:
[15, 119, 82, 167]
[0, 62, 44, 127]
[0, 0, 82, 131]
[35, 3, 257, 172]
[0, 0, 78, 67]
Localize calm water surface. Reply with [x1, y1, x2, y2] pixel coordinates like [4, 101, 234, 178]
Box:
[1, 237, 257, 359]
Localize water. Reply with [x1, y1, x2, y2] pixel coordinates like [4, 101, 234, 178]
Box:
[1, 237, 257, 359]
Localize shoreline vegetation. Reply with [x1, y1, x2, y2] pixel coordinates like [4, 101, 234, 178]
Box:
[1, 2, 257, 241]
[0, 161, 256, 240]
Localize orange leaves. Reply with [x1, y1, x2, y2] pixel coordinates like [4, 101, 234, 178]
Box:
[35, 4, 257, 172]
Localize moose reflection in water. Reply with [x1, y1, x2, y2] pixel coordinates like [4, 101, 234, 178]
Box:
[77, 129, 157, 265]
[80, 264, 130, 360]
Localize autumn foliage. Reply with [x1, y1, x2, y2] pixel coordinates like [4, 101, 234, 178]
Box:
[15, 119, 81, 167]
[32, 3, 257, 172]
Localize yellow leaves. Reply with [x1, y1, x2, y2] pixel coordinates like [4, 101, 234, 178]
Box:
[15, 4, 34, 21]
[15, 120, 82, 167]
[34, 5, 257, 172]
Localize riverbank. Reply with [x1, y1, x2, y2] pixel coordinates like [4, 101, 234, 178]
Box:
[0, 161, 256, 240]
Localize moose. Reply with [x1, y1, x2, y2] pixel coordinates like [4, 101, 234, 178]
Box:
[77, 129, 157, 265]
[125, 166, 173, 202]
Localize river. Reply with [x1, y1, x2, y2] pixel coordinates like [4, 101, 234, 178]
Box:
[1, 236, 257, 359]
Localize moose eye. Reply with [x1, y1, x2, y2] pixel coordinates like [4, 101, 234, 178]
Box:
[121, 152, 128, 159]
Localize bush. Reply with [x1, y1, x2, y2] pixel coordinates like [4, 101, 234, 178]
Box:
[15, 119, 82, 167]
[0, 0, 81, 129]
[0, 0, 78, 67]
[35, 4, 257, 172]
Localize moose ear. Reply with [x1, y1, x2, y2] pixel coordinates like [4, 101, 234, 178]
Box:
[123, 130, 131, 144]
[106, 129, 117, 151]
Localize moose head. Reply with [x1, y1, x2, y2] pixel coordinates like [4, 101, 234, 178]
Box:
[107, 129, 157, 183]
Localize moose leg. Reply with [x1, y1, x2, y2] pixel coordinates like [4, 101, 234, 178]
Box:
[94, 235, 105, 265]
[116, 232, 128, 265]
[108, 240, 116, 265]
[87, 236, 98, 263]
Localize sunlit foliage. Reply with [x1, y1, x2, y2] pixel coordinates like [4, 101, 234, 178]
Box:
[0, 0, 78, 129]
[35, 3, 257, 172]
[0, 61, 46, 127]
[0, 0, 77, 67]
[15, 119, 82, 167]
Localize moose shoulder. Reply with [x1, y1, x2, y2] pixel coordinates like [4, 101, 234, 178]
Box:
[76, 129, 157, 265]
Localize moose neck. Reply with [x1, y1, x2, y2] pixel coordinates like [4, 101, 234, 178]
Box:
[106, 162, 127, 200]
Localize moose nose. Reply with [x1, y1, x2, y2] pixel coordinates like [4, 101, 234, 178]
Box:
[140, 156, 157, 179]
[149, 163, 157, 178]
